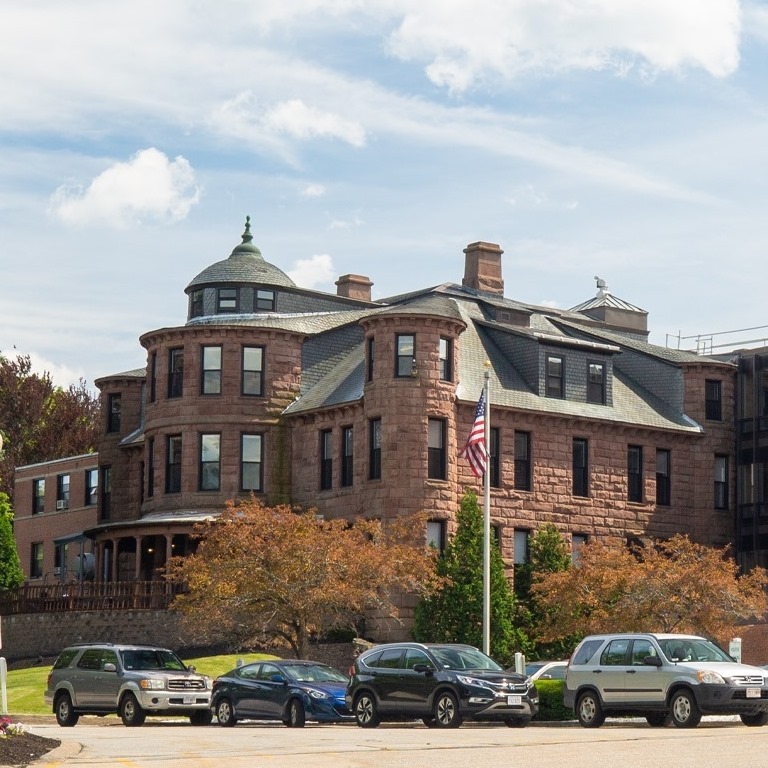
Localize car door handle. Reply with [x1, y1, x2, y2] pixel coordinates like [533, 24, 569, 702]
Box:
[592, 670, 602, 674]
[626, 670, 637, 674]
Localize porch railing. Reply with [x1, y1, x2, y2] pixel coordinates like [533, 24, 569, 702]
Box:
[0, 581, 183, 616]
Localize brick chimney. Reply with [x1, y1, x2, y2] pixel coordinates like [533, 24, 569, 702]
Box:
[462, 242, 504, 296]
[336, 274, 373, 301]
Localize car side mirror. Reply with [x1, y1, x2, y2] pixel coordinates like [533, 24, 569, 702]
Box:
[270, 674, 287, 684]
[103, 663, 117, 673]
[644, 656, 662, 667]
[187, 665, 196, 672]
[412, 663, 434, 676]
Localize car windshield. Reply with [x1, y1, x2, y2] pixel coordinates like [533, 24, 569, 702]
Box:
[656, 638, 733, 663]
[525, 662, 547, 676]
[121, 649, 187, 671]
[430, 646, 504, 671]
[281, 663, 347, 683]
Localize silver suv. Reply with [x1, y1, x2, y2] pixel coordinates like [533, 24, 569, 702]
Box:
[44, 643, 213, 727]
[564, 633, 768, 728]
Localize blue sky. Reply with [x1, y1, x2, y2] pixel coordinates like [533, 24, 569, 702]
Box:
[2, 0, 768, 389]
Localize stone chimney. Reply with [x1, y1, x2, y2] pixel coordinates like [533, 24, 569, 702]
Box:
[336, 274, 373, 301]
[462, 242, 504, 296]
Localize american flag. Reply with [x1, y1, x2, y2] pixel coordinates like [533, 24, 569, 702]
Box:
[460, 391, 487, 478]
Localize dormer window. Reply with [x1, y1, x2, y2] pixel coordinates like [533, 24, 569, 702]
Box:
[190, 289, 204, 318]
[546, 355, 564, 398]
[217, 288, 238, 313]
[255, 289, 275, 311]
[587, 362, 606, 405]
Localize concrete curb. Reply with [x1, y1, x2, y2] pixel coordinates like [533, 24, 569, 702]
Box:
[28, 738, 82, 767]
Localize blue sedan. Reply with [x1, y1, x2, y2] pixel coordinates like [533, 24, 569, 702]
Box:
[211, 660, 353, 727]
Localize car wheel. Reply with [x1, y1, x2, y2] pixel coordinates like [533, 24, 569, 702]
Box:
[576, 691, 605, 728]
[740, 712, 768, 727]
[190, 710, 213, 726]
[54, 693, 79, 727]
[119, 692, 147, 727]
[215, 698, 237, 727]
[645, 713, 670, 728]
[286, 699, 306, 728]
[354, 692, 380, 728]
[504, 718, 529, 727]
[670, 689, 701, 728]
[433, 691, 463, 728]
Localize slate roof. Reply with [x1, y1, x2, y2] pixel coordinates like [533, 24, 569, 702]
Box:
[186, 217, 296, 291]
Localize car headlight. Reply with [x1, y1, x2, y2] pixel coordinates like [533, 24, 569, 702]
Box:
[307, 688, 330, 700]
[139, 678, 166, 690]
[456, 675, 491, 689]
[697, 670, 726, 685]
[205, 677, 213, 690]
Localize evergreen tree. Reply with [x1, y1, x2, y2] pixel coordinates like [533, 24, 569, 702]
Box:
[0, 492, 25, 591]
[413, 490, 521, 665]
[514, 523, 575, 660]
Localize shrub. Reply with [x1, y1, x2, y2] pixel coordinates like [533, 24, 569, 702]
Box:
[533, 680, 574, 722]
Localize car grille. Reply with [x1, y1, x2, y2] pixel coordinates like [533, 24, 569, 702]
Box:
[168, 678, 206, 690]
[485, 680, 529, 694]
[732, 675, 765, 686]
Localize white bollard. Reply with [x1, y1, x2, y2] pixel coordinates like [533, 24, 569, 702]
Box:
[0, 657, 7, 715]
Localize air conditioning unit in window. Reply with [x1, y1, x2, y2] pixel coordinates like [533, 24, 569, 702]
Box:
[56, 500, 67, 510]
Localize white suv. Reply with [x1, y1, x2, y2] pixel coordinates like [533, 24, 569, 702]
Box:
[44, 643, 213, 727]
[564, 633, 768, 728]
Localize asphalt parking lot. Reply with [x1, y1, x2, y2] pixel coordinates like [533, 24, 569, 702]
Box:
[28, 716, 759, 768]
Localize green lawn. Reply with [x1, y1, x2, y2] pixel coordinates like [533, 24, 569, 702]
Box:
[3, 653, 278, 717]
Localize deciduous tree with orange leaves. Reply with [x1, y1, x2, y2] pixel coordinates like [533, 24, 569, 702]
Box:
[167, 499, 440, 658]
[532, 534, 768, 647]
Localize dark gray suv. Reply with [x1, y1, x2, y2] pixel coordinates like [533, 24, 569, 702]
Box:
[346, 642, 538, 728]
[44, 643, 213, 727]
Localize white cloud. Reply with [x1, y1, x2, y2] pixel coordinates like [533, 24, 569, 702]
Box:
[49, 148, 202, 229]
[264, 99, 367, 147]
[301, 183, 327, 198]
[385, 0, 742, 91]
[328, 215, 364, 230]
[287, 254, 336, 288]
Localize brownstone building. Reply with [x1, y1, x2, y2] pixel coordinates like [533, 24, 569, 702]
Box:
[13, 219, 741, 636]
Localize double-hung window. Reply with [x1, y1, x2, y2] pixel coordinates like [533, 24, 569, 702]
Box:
[546, 355, 564, 398]
[341, 426, 354, 487]
[320, 430, 333, 490]
[242, 346, 264, 396]
[572, 438, 589, 497]
[168, 348, 184, 398]
[428, 419, 447, 480]
[587, 362, 605, 404]
[438, 337, 452, 381]
[241, 434, 263, 492]
[714, 454, 729, 509]
[166, 436, 182, 493]
[200, 433, 221, 491]
[396, 334, 415, 377]
[705, 380, 722, 420]
[369, 418, 382, 480]
[656, 448, 671, 506]
[514, 431, 531, 491]
[107, 393, 121, 433]
[627, 445, 643, 502]
[201, 346, 222, 395]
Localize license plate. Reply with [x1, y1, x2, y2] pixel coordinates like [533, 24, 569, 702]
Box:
[183, 696, 194, 705]
[507, 695, 522, 706]
[746, 688, 761, 699]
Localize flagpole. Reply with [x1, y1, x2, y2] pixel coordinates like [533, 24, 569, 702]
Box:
[483, 361, 491, 656]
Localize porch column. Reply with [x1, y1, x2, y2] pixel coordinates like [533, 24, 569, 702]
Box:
[134, 535, 143, 580]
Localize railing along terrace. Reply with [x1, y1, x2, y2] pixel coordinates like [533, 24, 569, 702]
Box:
[0, 581, 182, 616]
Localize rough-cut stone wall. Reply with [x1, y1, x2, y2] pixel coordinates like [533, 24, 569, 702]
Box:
[0, 611, 359, 672]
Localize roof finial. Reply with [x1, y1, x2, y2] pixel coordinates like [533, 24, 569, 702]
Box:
[594, 275, 609, 297]
[242, 215, 253, 244]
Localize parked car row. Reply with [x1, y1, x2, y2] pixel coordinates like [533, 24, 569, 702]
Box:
[44, 633, 768, 731]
